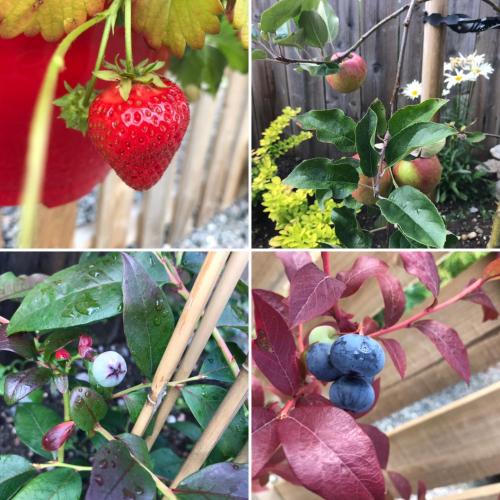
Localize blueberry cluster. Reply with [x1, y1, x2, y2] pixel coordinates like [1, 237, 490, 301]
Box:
[306, 333, 385, 413]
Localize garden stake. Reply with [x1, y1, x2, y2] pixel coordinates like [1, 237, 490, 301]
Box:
[145, 251, 248, 448]
[132, 251, 229, 437]
[171, 362, 249, 488]
[421, 0, 449, 101]
[234, 441, 249, 464]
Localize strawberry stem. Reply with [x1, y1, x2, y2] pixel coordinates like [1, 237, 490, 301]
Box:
[124, 0, 134, 73]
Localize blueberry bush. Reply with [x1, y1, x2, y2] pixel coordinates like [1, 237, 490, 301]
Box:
[252, 251, 499, 499]
[0, 251, 249, 499]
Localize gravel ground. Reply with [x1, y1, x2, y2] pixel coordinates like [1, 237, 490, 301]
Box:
[375, 361, 500, 498]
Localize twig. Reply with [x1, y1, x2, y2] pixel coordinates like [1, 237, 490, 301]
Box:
[171, 364, 249, 488]
[145, 252, 248, 449]
[267, 0, 426, 67]
[33, 462, 92, 471]
[484, 132, 500, 140]
[370, 277, 486, 338]
[131, 252, 229, 437]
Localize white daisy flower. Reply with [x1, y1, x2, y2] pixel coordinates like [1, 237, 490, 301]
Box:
[444, 70, 468, 88]
[442, 88, 450, 97]
[478, 62, 494, 79]
[402, 80, 422, 101]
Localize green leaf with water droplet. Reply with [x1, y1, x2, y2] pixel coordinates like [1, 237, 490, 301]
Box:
[12, 468, 82, 500]
[122, 254, 175, 379]
[69, 387, 108, 432]
[181, 385, 248, 459]
[4, 368, 51, 405]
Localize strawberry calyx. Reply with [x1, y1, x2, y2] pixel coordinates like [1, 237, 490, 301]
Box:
[94, 58, 167, 101]
[54, 82, 97, 134]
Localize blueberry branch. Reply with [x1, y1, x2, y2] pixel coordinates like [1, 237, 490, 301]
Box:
[33, 462, 92, 472]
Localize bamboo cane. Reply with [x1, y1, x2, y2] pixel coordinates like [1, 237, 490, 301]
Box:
[171, 363, 249, 488]
[145, 251, 248, 448]
[234, 441, 249, 464]
[132, 251, 230, 436]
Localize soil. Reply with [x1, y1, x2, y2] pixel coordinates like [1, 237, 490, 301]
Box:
[252, 156, 497, 249]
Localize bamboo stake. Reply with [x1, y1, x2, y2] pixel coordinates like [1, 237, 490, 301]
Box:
[171, 363, 249, 488]
[234, 441, 249, 464]
[145, 251, 248, 448]
[421, 0, 448, 101]
[132, 251, 230, 437]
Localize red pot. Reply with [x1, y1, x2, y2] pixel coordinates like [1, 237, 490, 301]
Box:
[0, 27, 159, 207]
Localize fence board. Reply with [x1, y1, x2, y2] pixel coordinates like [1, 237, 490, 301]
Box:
[387, 380, 500, 489]
[33, 203, 78, 248]
[252, 0, 500, 153]
[437, 483, 500, 500]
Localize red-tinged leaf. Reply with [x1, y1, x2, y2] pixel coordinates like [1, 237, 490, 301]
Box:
[414, 320, 470, 383]
[264, 458, 302, 485]
[380, 337, 407, 379]
[376, 272, 406, 326]
[388, 470, 411, 500]
[42, 421, 76, 451]
[252, 476, 269, 493]
[278, 407, 385, 500]
[252, 289, 288, 323]
[0, 324, 36, 359]
[295, 393, 331, 407]
[252, 292, 301, 396]
[361, 317, 379, 335]
[337, 256, 389, 297]
[483, 258, 500, 281]
[335, 309, 359, 333]
[359, 424, 389, 469]
[289, 263, 346, 327]
[276, 252, 312, 281]
[400, 252, 440, 298]
[418, 479, 427, 500]
[252, 377, 265, 407]
[462, 280, 499, 322]
[252, 407, 280, 477]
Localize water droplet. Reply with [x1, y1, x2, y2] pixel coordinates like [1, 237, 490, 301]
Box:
[135, 485, 144, 495]
[85, 391, 90, 397]
[95, 474, 104, 486]
[99, 459, 108, 469]
[153, 316, 161, 326]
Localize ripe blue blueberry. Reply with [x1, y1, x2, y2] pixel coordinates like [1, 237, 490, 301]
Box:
[306, 343, 342, 382]
[330, 333, 385, 378]
[329, 375, 375, 413]
[92, 351, 127, 388]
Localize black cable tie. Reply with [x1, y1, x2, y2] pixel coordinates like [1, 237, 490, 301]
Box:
[424, 12, 500, 33]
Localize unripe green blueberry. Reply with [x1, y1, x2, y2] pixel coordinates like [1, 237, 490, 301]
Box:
[92, 351, 127, 388]
[308, 325, 338, 345]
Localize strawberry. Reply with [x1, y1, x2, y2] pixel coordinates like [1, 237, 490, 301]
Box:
[88, 76, 190, 190]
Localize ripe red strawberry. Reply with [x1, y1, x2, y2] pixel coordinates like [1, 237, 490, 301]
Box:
[88, 78, 190, 190]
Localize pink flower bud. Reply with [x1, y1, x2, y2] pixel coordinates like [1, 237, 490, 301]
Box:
[55, 348, 71, 361]
[42, 421, 75, 451]
[78, 335, 95, 360]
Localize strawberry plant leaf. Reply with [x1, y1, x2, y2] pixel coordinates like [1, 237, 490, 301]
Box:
[0, 324, 36, 359]
[0, 0, 106, 41]
[355, 108, 380, 177]
[132, 0, 224, 58]
[388, 470, 412, 500]
[289, 263, 346, 327]
[176, 462, 248, 499]
[13, 468, 82, 500]
[462, 280, 499, 322]
[181, 385, 247, 458]
[400, 251, 440, 298]
[232, 0, 248, 48]
[295, 109, 357, 152]
[0, 455, 36, 499]
[413, 320, 470, 383]
[252, 290, 301, 396]
[377, 186, 447, 248]
[122, 253, 174, 379]
[276, 252, 312, 282]
[284, 158, 359, 198]
[252, 407, 280, 477]
[278, 406, 385, 500]
[388, 99, 448, 136]
[380, 337, 407, 379]
[359, 424, 389, 469]
[386, 122, 455, 166]
[87, 440, 155, 499]
[15, 403, 61, 459]
[252, 377, 265, 407]
[69, 387, 108, 432]
[4, 368, 51, 405]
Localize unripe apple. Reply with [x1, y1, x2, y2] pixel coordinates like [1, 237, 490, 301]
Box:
[351, 154, 392, 205]
[326, 52, 368, 94]
[393, 156, 442, 195]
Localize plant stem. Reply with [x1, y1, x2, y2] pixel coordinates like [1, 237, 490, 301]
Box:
[112, 382, 152, 399]
[211, 328, 241, 377]
[0, 315, 9, 324]
[18, 6, 116, 248]
[94, 423, 115, 441]
[124, 0, 134, 73]
[57, 390, 71, 463]
[279, 399, 295, 418]
[370, 277, 486, 338]
[321, 252, 331, 275]
[33, 462, 92, 472]
[297, 324, 305, 353]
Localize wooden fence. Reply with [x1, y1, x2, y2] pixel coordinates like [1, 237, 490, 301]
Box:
[252, 0, 500, 158]
[0, 71, 249, 249]
[252, 251, 500, 499]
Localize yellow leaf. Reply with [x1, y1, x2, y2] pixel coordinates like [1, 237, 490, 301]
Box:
[132, 0, 223, 58]
[233, 0, 248, 49]
[0, 0, 106, 41]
